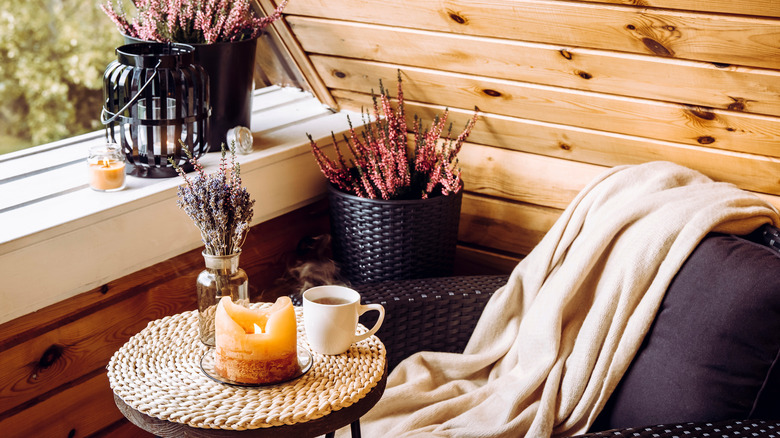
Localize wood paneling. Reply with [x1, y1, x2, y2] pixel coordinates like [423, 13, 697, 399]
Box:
[334, 90, 780, 198]
[460, 194, 562, 257]
[0, 371, 136, 438]
[454, 245, 522, 276]
[0, 201, 330, 437]
[0, 265, 199, 414]
[284, 0, 780, 69]
[580, 0, 780, 18]
[319, 57, 780, 158]
[459, 144, 606, 210]
[290, 17, 780, 117]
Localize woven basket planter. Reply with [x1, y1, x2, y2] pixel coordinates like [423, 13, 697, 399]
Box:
[327, 184, 463, 284]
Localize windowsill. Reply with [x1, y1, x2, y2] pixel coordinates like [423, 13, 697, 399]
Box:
[0, 86, 357, 325]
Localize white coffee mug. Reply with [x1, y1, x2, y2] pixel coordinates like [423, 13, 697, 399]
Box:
[303, 285, 385, 355]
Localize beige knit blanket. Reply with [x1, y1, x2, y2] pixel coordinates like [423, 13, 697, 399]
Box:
[352, 161, 779, 438]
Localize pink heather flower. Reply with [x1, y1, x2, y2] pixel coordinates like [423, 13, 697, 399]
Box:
[358, 169, 376, 199]
[253, 0, 288, 36]
[308, 71, 478, 200]
[101, 0, 288, 44]
[100, 2, 137, 38]
[165, 0, 181, 37]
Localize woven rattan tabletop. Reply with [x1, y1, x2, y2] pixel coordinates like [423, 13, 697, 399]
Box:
[107, 305, 387, 437]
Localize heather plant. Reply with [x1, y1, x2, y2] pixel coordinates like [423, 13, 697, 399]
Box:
[171, 143, 255, 256]
[308, 72, 478, 200]
[101, 0, 288, 44]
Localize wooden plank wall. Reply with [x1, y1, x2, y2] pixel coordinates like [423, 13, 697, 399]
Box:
[280, 0, 780, 270]
[0, 201, 329, 437]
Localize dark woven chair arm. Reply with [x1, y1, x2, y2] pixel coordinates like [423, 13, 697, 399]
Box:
[353, 275, 509, 370]
[570, 419, 780, 437]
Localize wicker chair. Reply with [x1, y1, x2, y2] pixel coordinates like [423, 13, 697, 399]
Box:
[353, 275, 508, 371]
[339, 224, 780, 437]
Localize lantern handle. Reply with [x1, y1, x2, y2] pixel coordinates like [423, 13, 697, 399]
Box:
[101, 59, 162, 125]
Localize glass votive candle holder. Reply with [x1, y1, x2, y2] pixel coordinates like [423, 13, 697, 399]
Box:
[88, 143, 126, 192]
[227, 126, 253, 154]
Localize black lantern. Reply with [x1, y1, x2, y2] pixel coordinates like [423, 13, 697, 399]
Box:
[102, 43, 210, 178]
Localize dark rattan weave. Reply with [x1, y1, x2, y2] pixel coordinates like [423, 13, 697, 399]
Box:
[353, 275, 509, 370]
[328, 185, 463, 284]
[570, 419, 780, 437]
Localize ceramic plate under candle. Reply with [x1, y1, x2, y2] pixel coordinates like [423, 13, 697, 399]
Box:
[200, 346, 313, 387]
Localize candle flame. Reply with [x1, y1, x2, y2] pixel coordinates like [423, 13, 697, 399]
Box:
[253, 322, 263, 334]
[100, 158, 111, 168]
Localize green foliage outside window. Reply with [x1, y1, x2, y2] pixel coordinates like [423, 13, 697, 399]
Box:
[0, 0, 123, 155]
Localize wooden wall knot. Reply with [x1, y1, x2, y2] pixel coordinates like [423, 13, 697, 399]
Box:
[559, 49, 573, 60]
[727, 97, 749, 112]
[38, 343, 65, 370]
[685, 105, 716, 121]
[482, 89, 502, 97]
[641, 37, 674, 57]
[625, 16, 681, 57]
[446, 9, 469, 25]
[333, 70, 347, 79]
[697, 136, 716, 145]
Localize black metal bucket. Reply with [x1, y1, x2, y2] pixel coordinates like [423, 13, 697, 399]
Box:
[193, 37, 258, 152]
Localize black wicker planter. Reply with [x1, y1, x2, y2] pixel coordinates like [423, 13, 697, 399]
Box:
[327, 184, 463, 284]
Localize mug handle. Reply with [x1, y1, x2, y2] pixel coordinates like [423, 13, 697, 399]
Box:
[354, 303, 385, 342]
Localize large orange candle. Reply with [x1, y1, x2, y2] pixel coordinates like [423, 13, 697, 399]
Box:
[214, 296, 299, 384]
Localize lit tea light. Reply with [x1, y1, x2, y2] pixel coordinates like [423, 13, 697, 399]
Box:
[88, 143, 126, 192]
[154, 140, 176, 156]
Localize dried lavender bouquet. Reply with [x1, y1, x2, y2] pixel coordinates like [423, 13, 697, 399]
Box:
[171, 144, 255, 256]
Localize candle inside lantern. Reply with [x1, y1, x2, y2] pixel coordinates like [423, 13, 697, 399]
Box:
[154, 141, 175, 156]
[88, 144, 126, 192]
[214, 296, 300, 384]
[138, 98, 177, 156]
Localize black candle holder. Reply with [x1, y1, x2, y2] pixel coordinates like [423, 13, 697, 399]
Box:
[102, 43, 210, 178]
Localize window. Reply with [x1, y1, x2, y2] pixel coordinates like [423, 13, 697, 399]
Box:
[0, 1, 307, 157]
[0, 0, 123, 156]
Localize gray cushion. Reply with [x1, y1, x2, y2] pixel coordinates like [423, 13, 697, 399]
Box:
[592, 229, 780, 431]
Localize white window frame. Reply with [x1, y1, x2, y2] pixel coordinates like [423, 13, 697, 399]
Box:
[0, 86, 356, 325]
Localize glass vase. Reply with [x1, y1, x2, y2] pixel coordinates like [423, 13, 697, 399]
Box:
[197, 250, 249, 347]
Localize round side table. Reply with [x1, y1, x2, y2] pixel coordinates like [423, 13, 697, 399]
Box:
[108, 307, 387, 438]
